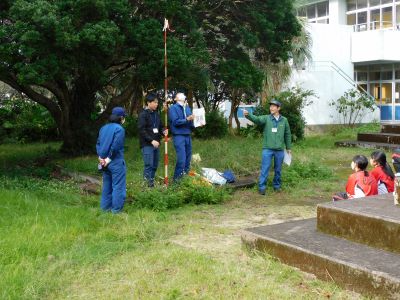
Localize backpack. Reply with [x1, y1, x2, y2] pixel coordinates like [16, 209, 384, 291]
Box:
[222, 170, 236, 183]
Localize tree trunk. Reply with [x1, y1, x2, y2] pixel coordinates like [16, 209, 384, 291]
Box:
[234, 104, 241, 134]
[228, 99, 235, 129]
[187, 88, 193, 109]
[228, 91, 239, 131]
[59, 83, 98, 155]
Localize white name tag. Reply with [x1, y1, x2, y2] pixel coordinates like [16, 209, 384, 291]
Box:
[153, 128, 159, 133]
[272, 128, 278, 133]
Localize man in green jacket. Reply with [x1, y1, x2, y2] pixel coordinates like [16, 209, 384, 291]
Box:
[244, 99, 292, 195]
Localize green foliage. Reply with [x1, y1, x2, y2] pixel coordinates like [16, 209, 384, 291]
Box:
[194, 111, 228, 139]
[217, 57, 264, 93]
[282, 162, 332, 187]
[239, 124, 262, 138]
[0, 133, 378, 299]
[278, 87, 314, 141]
[0, 96, 58, 143]
[327, 121, 380, 137]
[0, 0, 301, 154]
[329, 89, 376, 126]
[124, 115, 139, 138]
[132, 177, 230, 211]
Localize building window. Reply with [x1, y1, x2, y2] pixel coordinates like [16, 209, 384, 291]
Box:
[395, 83, 400, 103]
[397, 5, 400, 27]
[298, 1, 329, 24]
[355, 64, 400, 108]
[347, 0, 357, 11]
[358, 0, 368, 9]
[370, 0, 380, 7]
[347, 0, 400, 31]
[395, 64, 400, 80]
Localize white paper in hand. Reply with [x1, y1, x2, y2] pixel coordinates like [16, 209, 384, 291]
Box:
[284, 150, 292, 166]
[193, 108, 206, 128]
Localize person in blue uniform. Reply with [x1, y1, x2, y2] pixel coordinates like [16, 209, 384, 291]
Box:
[168, 93, 195, 181]
[96, 107, 127, 213]
[138, 93, 167, 187]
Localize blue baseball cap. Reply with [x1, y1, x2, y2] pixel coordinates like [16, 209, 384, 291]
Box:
[111, 107, 127, 117]
[269, 99, 282, 107]
[145, 93, 158, 103]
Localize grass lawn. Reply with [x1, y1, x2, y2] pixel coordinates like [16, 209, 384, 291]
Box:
[0, 124, 380, 299]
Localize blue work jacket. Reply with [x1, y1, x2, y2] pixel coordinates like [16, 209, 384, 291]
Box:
[168, 103, 194, 135]
[96, 123, 125, 161]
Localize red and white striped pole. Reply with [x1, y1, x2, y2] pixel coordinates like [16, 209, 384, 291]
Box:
[163, 18, 170, 186]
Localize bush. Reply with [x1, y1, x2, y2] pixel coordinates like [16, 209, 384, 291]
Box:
[194, 110, 228, 139]
[124, 115, 139, 137]
[277, 87, 314, 141]
[131, 177, 231, 211]
[329, 89, 376, 126]
[282, 161, 332, 187]
[0, 96, 58, 143]
[239, 124, 262, 138]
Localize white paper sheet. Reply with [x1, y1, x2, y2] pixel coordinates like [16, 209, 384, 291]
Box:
[193, 108, 206, 128]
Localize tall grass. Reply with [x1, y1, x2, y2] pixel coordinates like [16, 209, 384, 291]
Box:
[0, 127, 375, 299]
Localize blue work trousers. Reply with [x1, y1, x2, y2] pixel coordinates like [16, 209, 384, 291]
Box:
[173, 135, 192, 180]
[101, 160, 126, 213]
[141, 146, 160, 187]
[259, 149, 284, 193]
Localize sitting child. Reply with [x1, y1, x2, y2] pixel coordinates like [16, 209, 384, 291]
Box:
[392, 148, 400, 174]
[333, 155, 378, 201]
[370, 151, 394, 194]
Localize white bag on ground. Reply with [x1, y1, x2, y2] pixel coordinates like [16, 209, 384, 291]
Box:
[201, 168, 227, 185]
[284, 150, 292, 166]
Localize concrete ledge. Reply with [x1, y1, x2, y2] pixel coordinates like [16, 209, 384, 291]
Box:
[335, 140, 400, 150]
[317, 195, 400, 254]
[242, 219, 400, 299]
[358, 132, 400, 144]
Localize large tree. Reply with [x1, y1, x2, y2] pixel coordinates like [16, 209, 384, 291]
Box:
[193, 0, 301, 129]
[0, 0, 208, 154]
[0, 0, 301, 153]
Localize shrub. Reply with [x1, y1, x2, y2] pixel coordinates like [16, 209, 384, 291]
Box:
[277, 87, 314, 141]
[329, 89, 376, 126]
[131, 177, 231, 211]
[132, 188, 184, 211]
[124, 115, 139, 137]
[194, 110, 228, 139]
[282, 161, 332, 187]
[239, 124, 262, 138]
[0, 96, 58, 143]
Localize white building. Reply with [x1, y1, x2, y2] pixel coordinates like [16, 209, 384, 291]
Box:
[292, 0, 400, 126]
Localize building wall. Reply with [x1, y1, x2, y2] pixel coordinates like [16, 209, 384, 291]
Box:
[352, 30, 400, 62]
[329, 0, 347, 25]
[288, 23, 380, 125]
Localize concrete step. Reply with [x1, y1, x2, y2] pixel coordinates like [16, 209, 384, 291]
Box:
[317, 194, 400, 254]
[242, 219, 400, 299]
[382, 124, 400, 134]
[358, 132, 400, 144]
[335, 140, 400, 150]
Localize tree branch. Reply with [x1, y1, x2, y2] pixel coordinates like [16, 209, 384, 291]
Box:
[0, 74, 62, 123]
[96, 81, 137, 124]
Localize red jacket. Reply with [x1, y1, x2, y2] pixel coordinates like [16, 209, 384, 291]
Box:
[346, 171, 378, 198]
[370, 166, 394, 193]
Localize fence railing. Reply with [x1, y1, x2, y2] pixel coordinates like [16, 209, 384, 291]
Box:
[353, 21, 400, 32]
